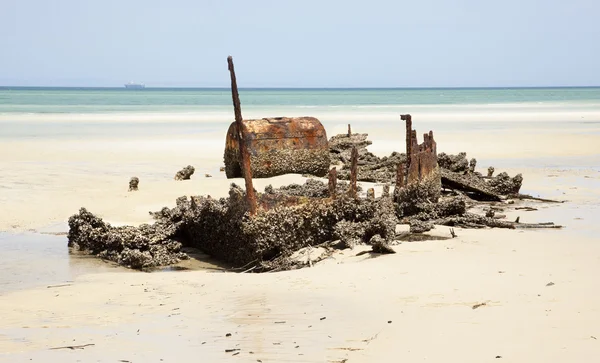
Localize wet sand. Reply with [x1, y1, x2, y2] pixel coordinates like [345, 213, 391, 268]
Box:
[1, 202, 600, 362]
[0, 233, 229, 296]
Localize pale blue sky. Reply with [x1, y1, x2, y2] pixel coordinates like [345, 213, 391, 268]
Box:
[1, 0, 598, 87]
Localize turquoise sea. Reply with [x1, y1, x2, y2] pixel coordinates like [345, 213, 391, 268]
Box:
[1, 87, 600, 114]
[2, 86, 600, 142]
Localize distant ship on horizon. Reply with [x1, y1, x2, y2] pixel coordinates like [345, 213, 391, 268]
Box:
[124, 81, 145, 89]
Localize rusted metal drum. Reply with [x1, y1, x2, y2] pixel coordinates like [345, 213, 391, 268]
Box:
[224, 117, 330, 178]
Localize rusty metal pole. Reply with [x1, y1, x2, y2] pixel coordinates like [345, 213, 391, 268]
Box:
[429, 130, 436, 156]
[227, 56, 257, 216]
[401, 114, 412, 169]
[328, 167, 337, 199]
[347, 124, 352, 137]
[349, 146, 358, 199]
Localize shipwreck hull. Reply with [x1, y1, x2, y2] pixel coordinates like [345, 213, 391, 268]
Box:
[224, 117, 330, 178]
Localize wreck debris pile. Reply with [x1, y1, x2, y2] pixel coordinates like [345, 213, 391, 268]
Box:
[439, 155, 523, 200]
[330, 132, 406, 183]
[185, 185, 397, 269]
[67, 207, 188, 269]
[174, 165, 195, 180]
[67, 56, 564, 272]
[330, 131, 523, 202]
[68, 183, 398, 270]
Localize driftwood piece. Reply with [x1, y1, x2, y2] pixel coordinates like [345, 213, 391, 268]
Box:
[436, 213, 563, 229]
[50, 343, 95, 350]
[514, 223, 563, 229]
[228, 56, 257, 215]
[516, 194, 564, 203]
[515, 206, 538, 211]
[436, 213, 516, 229]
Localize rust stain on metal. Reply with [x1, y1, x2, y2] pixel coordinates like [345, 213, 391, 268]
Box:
[400, 114, 440, 191]
[394, 162, 405, 200]
[227, 56, 257, 216]
[224, 117, 329, 178]
[349, 146, 358, 199]
[328, 167, 337, 199]
[394, 114, 442, 206]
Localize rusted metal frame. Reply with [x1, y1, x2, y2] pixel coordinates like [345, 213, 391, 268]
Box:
[349, 146, 358, 199]
[401, 114, 412, 171]
[407, 130, 420, 185]
[328, 167, 337, 199]
[227, 56, 257, 216]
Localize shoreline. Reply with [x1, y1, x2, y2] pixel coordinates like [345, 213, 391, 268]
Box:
[2, 101, 600, 123]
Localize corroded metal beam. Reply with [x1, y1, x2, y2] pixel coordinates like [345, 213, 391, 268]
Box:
[349, 145, 358, 199]
[401, 114, 412, 168]
[227, 56, 257, 216]
[328, 167, 337, 199]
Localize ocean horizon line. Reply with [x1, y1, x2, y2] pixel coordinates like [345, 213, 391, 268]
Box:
[1, 86, 600, 91]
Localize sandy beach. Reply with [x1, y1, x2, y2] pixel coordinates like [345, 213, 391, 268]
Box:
[2, 205, 600, 362]
[1, 101, 600, 362]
